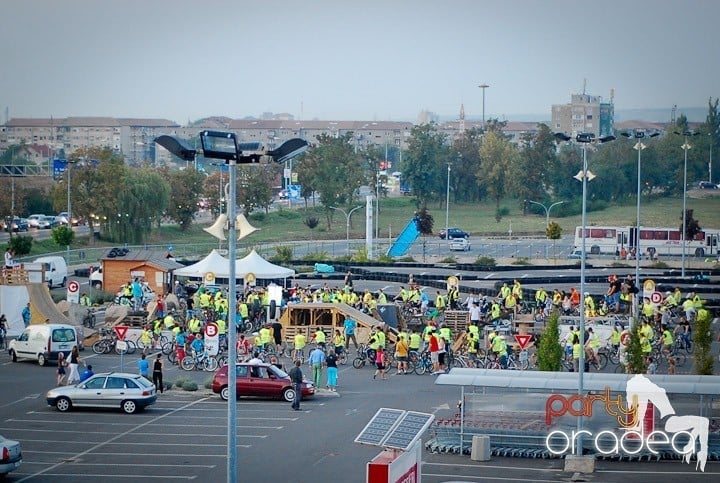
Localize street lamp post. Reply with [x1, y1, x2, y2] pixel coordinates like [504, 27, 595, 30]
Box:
[331, 205, 363, 254]
[675, 130, 699, 277]
[445, 162, 451, 239]
[66, 160, 77, 228]
[478, 84, 489, 129]
[555, 131, 615, 456]
[525, 199, 565, 258]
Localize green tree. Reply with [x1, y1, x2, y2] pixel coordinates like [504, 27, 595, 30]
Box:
[401, 124, 452, 207]
[452, 128, 485, 203]
[681, 209, 701, 240]
[537, 311, 563, 371]
[477, 131, 516, 217]
[546, 221, 562, 259]
[51, 225, 75, 247]
[415, 207, 434, 262]
[237, 164, 278, 215]
[624, 324, 647, 374]
[166, 168, 204, 230]
[513, 124, 558, 202]
[7, 236, 33, 256]
[109, 168, 169, 243]
[693, 309, 714, 375]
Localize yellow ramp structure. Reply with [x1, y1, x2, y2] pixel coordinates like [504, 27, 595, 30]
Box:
[27, 283, 71, 325]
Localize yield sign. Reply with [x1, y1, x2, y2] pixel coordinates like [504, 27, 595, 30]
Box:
[114, 325, 129, 341]
[514, 334, 532, 351]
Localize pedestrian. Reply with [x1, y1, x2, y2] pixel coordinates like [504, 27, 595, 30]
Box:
[138, 353, 150, 379]
[343, 316, 358, 351]
[326, 349, 338, 392]
[4, 247, 14, 269]
[56, 352, 67, 386]
[308, 344, 326, 388]
[67, 346, 82, 385]
[153, 354, 164, 393]
[288, 360, 304, 411]
[395, 334, 409, 374]
[21, 302, 31, 328]
[373, 346, 386, 380]
[80, 364, 94, 382]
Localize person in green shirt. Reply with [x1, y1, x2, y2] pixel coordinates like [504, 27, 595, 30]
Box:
[408, 330, 422, 353]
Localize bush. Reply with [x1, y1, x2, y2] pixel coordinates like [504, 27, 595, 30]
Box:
[302, 251, 329, 262]
[648, 261, 670, 269]
[439, 256, 457, 263]
[511, 257, 531, 265]
[610, 262, 631, 268]
[182, 380, 198, 391]
[376, 254, 394, 264]
[537, 312, 563, 371]
[398, 256, 416, 262]
[474, 256, 496, 266]
[624, 323, 646, 374]
[204, 378, 214, 389]
[351, 246, 369, 262]
[175, 378, 188, 388]
[163, 381, 173, 391]
[693, 309, 714, 375]
[270, 245, 293, 264]
[8, 235, 33, 256]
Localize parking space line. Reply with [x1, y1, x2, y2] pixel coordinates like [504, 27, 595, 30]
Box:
[423, 473, 559, 482]
[15, 472, 196, 480]
[16, 396, 212, 483]
[21, 451, 230, 458]
[17, 438, 242, 447]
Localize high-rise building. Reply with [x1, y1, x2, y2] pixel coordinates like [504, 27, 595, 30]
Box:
[551, 93, 614, 138]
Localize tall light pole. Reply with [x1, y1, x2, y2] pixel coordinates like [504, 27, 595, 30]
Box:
[478, 84, 489, 130]
[526, 199, 565, 258]
[709, 132, 714, 184]
[330, 205, 362, 254]
[65, 159, 78, 227]
[675, 130, 699, 277]
[445, 162, 451, 238]
[621, 129, 658, 323]
[555, 131, 614, 456]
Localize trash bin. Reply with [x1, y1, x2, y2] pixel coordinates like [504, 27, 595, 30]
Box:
[471, 435, 491, 461]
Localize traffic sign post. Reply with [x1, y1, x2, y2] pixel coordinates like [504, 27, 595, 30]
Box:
[66, 280, 80, 304]
[114, 326, 129, 341]
[514, 334, 532, 351]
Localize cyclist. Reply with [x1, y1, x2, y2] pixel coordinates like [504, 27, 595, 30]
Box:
[190, 333, 205, 358]
[343, 316, 358, 351]
[187, 315, 202, 335]
[673, 316, 691, 348]
[259, 324, 272, 351]
[585, 327, 600, 367]
[466, 331, 479, 367]
[408, 329, 422, 355]
[375, 327, 386, 350]
[332, 329, 345, 356]
[311, 327, 327, 350]
[293, 332, 306, 361]
[610, 325, 622, 352]
[490, 332, 508, 369]
[661, 324, 674, 357]
[216, 317, 227, 351]
[140, 325, 153, 355]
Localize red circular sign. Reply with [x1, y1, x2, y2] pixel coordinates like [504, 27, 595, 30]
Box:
[650, 291, 663, 304]
[68, 280, 80, 293]
[205, 322, 219, 338]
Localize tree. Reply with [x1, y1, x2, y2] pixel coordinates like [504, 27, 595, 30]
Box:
[166, 168, 203, 230]
[51, 225, 75, 248]
[537, 312, 563, 371]
[401, 124, 452, 207]
[624, 324, 647, 374]
[693, 309, 714, 375]
[546, 221, 562, 259]
[237, 164, 277, 215]
[415, 207, 434, 262]
[477, 131, 516, 219]
[7, 236, 32, 256]
[681, 209, 701, 240]
[304, 217, 319, 240]
[512, 124, 558, 202]
[452, 128, 485, 203]
[108, 168, 169, 243]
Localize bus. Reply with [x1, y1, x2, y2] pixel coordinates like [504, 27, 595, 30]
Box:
[572, 225, 720, 257]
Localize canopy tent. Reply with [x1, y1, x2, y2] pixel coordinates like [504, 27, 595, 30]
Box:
[173, 249, 294, 280]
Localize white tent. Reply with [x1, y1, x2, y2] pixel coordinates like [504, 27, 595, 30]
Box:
[173, 249, 294, 280]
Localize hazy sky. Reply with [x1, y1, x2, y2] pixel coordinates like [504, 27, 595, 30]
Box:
[1, 0, 717, 124]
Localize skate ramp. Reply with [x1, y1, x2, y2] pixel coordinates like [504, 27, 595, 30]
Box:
[27, 283, 71, 325]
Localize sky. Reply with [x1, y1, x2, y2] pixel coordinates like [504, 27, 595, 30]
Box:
[1, 0, 717, 124]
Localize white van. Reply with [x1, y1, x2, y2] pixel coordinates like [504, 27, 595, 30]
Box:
[8, 324, 80, 366]
[33, 256, 68, 288]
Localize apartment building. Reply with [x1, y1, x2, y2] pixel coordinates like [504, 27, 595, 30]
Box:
[551, 93, 614, 139]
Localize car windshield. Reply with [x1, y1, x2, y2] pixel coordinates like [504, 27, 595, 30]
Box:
[134, 376, 154, 388]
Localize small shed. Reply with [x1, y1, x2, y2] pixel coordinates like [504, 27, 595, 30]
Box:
[100, 248, 184, 295]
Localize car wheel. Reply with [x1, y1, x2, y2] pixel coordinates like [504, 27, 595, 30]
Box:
[220, 386, 230, 401]
[695, 247, 705, 257]
[10, 350, 17, 362]
[283, 387, 296, 402]
[92, 281, 102, 290]
[38, 353, 47, 366]
[56, 396, 72, 412]
[122, 400, 138, 414]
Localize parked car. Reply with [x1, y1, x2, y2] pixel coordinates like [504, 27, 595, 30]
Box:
[438, 227, 469, 240]
[6, 218, 28, 232]
[567, 249, 589, 260]
[212, 363, 315, 402]
[449, 238, 471, 251]
[56, 212, 80, 226]
[27, 214, 46, 228]
[0, 435, 22, 477]
[8, 324, 81, 366]
[46, 373, 157, 414]
[36, 216, 60, 229]
[698, 181, 719, 190]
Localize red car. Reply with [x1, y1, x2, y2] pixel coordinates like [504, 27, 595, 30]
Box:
[212, 363, 315, 402]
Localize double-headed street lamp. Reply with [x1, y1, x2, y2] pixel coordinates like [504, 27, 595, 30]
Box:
[330, 205, 363, 254]
[674, 130, 700, 277]
[525, 199, 565, 258]
[156, 132, 307, 483]
[555, 131, 615, 456]
[620, 129, 659, 320]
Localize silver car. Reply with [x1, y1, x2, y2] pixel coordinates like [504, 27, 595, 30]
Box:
[46, 373, 157, 414]
[0, 435, 22, 477]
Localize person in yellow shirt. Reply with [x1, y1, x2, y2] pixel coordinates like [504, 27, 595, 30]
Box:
[312, 327, 326, 349]
[512, 280, 523, 301]
[259, 325, 272, 350]
[408, 330, 422, 353]
[333, 329, 345, 356]
[661, 324, 674, 357]
[435, 291, 446, 312]
[293, 332, 306, 361]
[395, 335, 409, 374]
[377, 289, 388, 305]
[466, 331, 479, 367]
[140, 325, 153, 356]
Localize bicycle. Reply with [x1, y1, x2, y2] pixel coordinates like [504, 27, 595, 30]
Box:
[82, 308, 96, 328]
[412, 351, 434, 375]
[181, 351, 219, 371]
[673, 335, 693, 355]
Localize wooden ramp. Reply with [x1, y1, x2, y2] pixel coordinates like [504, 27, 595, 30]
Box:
[27, 283, 71, 325]
[278, 303, 394, 346]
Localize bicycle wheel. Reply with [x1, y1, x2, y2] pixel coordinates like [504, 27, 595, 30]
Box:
[92, 339, 107, 354]
[203, 357, 219, 372]
[125, 340, 137, 355]
[597, 353, 608, 370]
[684, 341, 694, 354]
[352, 357, 365, 369]
[167, 350, 177, 365]
[181, 356, 196, 371]
[608, 350, 620, 365]
[414, 360, 428, 375]
[216, 355, 228, 367]
[338, 352, 348, 365]
[671, 352, 687, 367]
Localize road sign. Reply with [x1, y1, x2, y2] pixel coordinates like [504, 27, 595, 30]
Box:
[205, 322, 219, 356]
[116, 340, 128, 353]
[514, 334, 532, 350]
[245, 272, 256, 285]
[204, 271, 215, 284]
[650, 291, 663, 304]
[114, 325, 129, 341]
[447, 276, 459, 289]
[66, 280, 80, 304]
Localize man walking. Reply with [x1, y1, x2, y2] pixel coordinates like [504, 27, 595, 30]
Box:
[21, 303, 31, 328]
[308, 344, 326, 389]
[288, 360, 304, 411]
[343, 316, 358, 351]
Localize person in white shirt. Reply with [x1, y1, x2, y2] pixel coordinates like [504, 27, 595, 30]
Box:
[468, 302, 482, 324]
[4, 248, 14, 269]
